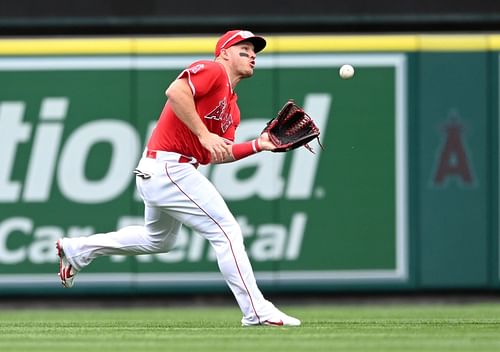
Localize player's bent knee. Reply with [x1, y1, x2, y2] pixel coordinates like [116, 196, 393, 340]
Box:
[155, 237, 177, 253]
[144, 233, 178, 253]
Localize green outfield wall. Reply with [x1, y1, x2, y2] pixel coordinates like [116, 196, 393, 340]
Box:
[0, 34, 499, 294]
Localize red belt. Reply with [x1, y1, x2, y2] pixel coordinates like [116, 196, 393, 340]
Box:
[146, 150, 199, 169]
[146, 150, 157, 159]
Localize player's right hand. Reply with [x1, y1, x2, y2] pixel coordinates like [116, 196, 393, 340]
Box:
[199, 132, 231, 163]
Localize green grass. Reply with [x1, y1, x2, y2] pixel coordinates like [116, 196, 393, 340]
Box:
[1, 303, 500, 352]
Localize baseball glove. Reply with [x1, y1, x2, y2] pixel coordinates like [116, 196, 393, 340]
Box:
[263, 100, 322, 153]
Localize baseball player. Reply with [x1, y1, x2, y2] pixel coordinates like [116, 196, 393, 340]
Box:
[57, 30, 300, 327]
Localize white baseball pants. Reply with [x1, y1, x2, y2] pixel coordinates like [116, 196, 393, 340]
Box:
[61, 150, 276, 325]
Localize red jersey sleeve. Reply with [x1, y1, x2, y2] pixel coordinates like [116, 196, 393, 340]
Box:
[177, 61, 224, 97]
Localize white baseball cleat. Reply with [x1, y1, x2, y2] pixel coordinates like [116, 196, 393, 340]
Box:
[56, 239, 77, 288]
[242, 310, 301, 327]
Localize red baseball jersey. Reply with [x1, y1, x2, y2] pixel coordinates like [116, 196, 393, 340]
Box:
[147, 60, 240, 165]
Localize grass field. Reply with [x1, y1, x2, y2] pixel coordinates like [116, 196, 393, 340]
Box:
[1, 303, 500, 352]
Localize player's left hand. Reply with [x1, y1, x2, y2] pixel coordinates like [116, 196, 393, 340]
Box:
[257, 132, 277, 151]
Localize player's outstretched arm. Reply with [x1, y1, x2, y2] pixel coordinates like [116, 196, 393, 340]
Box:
[213, 132, 276, 164]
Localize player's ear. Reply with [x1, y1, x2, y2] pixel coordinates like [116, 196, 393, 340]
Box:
[219, 48, 230, 60]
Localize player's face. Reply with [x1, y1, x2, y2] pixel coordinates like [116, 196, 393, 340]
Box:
[227, 41, 256, 78]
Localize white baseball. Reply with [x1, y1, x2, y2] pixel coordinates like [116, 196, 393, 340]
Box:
[339, 64, 355, 79]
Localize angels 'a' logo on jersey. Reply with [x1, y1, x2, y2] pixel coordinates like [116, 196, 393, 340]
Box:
[221, 113, 233, 133]
[205, 98, 226, 121]
[205, 98, 233, 133]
